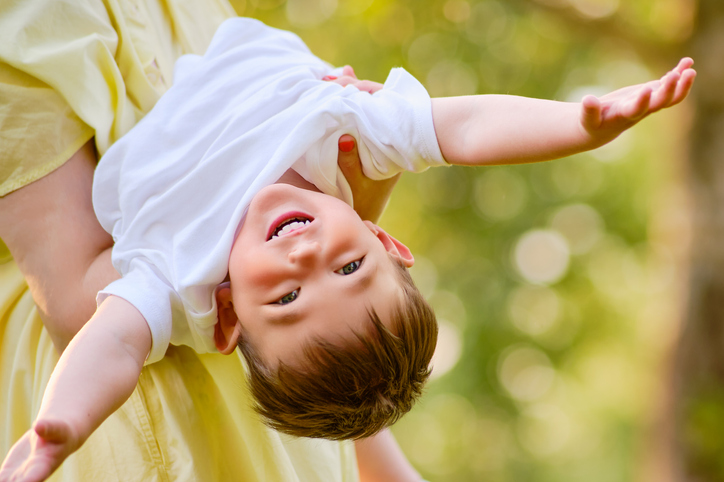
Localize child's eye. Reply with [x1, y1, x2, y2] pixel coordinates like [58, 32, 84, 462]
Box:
[275, 289, 299, 305]
[336, 258, 364, 275]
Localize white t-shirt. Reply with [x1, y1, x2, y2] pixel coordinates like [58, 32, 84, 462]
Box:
[93, 17, 447, 363]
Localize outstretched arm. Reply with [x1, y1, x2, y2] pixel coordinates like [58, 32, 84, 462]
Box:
[432, 58, 696, 166]
[0, 296, 150, 482]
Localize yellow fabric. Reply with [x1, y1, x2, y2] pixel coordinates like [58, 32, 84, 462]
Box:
[0, 0, 235, 196]
[0, 259, 358, 481]
[0, 1, 359, 479]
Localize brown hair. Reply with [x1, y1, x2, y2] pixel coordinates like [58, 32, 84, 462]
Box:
[237, 260, 438, 440]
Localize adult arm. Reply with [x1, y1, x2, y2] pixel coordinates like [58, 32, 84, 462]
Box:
[0, 140, 117, 352]
[432, 58, 696, 167]
[355, 429, 422, 482]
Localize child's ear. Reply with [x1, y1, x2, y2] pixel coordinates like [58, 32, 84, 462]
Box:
[214, 282, 243, 355]
[364, 221, 414, 267]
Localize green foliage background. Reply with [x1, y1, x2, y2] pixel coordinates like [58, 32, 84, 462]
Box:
[234, 0, 696, 480]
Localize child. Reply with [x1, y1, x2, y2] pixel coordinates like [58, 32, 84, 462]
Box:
[0, 16, 695, 482]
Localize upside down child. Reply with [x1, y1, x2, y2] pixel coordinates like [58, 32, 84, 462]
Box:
[0, 16, 695, 482]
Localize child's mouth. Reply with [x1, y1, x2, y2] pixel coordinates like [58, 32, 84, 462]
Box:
[267, 212, 313, 240]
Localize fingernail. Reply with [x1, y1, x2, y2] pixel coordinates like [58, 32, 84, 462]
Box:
[322, 75, 338, 81]
[339, 139, 355, 152]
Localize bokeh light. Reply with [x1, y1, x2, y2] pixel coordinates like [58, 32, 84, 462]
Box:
[430, 320, 463, 379]
[498, 344, 556, 402]
[550, 203, 604, 255]
[514, 229, 571, 284]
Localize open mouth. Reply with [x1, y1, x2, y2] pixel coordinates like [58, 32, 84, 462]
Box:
[267, 212, 314, 241]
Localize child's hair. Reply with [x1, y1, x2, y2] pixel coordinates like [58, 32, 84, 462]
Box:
[237, 258, 438, 440]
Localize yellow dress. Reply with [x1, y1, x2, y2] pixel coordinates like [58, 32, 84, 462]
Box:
[0, 1, 358, 480]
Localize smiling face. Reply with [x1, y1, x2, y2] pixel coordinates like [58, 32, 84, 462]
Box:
[220, 183, 414, 367]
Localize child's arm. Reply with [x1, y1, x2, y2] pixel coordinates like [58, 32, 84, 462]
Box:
[355, 429, 423, 482]
[0, 296, 150, 482]
[432, 58, 696, 166]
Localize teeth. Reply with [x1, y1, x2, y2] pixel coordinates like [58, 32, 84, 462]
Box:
[271, 219, 311, 239]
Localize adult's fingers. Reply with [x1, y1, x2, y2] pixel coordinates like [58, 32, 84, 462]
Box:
[337, 135, 400, 223]
[337, 134, 361, 174]
[353, 80, 384, 94]
[341, 65, 356, 78]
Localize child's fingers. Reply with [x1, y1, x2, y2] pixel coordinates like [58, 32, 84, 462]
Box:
[673, 57, 694, 75]
[650, 71, 679, 111]
[580, 95, 602, 130]
[623, 85, 652, 119]
[671, 68, 697, 105]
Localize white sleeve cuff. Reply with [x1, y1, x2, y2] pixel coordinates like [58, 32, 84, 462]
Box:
[381, 68, 448, 170]
[97, 264, 174, 365]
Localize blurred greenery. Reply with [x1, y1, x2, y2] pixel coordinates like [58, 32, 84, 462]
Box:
[234, 0, 696, 480]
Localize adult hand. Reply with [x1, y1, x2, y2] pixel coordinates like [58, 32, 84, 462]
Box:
[324, 66, 398, 222]
[337, 134, 400, 223]
[324, 65, 384, 95]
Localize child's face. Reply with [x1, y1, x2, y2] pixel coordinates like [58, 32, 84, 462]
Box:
[221, 184, 414, 367]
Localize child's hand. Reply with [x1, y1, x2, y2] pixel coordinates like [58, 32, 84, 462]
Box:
[0, 420, 79, 482]
[580, 57, 696, 145]
[323, 65, 383, 94]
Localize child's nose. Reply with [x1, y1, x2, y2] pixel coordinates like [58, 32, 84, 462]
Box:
[288, 241, 322, 265]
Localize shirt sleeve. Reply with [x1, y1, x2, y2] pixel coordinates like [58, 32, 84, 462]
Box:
[292, 68, 448, 206]
[97, 262, 178, 364]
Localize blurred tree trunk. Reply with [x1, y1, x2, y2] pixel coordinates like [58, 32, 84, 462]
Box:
[674, 0, 724, 480]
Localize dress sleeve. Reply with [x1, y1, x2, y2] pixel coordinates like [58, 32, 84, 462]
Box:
[0, 0, 233, 197]
[0, 61, 94, 197]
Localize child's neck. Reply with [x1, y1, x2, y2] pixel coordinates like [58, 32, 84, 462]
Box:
[275, 169, 322, 192]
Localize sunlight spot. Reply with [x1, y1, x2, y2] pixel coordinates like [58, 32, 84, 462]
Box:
[443, 0, 471, 23]
[514, 230, 570, 285]
[498, 345, 556, 401]
[550, 203, 604, 255]
[430, 320, 463, 379]
[508, 285, 561, 336]
[567, 0, 619, 19]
